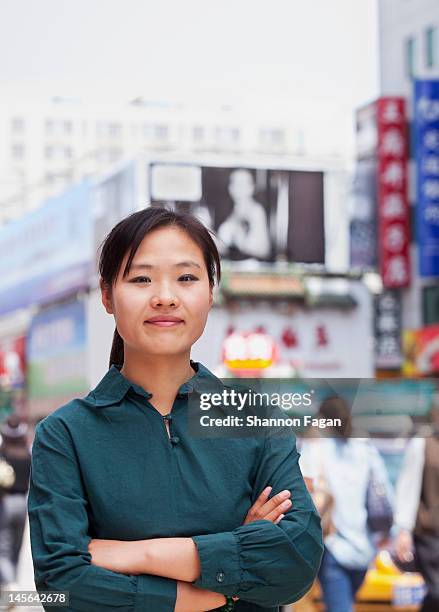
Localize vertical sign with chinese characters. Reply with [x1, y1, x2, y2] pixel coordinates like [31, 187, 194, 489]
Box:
[375, 291, 403, 370]
[414, 80, 439, 277]
[377, 98, 411, 288]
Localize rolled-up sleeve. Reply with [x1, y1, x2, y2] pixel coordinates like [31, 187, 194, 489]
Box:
[191, 432, 324, 607]
[28, 418, 177, 612]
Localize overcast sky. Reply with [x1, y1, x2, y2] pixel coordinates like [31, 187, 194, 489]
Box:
[1, 0, 379, 159]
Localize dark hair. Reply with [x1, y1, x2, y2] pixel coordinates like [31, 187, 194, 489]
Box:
[318, 396, 352, 440]
[98, 207, 221, 368]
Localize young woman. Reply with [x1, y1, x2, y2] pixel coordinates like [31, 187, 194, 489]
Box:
[28, 207, 323, 612]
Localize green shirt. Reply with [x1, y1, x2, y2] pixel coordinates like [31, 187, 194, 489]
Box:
[28, 361, 323, 612]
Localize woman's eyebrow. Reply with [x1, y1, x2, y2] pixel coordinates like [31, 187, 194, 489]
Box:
[130, 261, 202, 270]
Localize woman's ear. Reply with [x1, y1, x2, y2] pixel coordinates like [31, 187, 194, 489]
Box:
[208, 286, 214, 310]
[100, 279, 114, 314]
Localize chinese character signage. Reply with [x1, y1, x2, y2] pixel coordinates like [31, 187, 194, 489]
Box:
[374, 291, 402, 369]
[377, 98, 411, 288]
[414, 80, 439, 277]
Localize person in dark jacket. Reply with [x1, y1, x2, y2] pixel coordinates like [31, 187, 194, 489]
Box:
[0, 415, 31, 591]
[28, 207, 323, 611]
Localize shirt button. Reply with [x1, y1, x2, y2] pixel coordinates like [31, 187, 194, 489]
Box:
[216, 570, 225, 583]
[170, 436, 180, 445]
[163, 414, 172, 421]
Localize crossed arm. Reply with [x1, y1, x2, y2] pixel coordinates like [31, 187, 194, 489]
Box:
[88, 487, 292, 611]
[29, 418, 321, 611]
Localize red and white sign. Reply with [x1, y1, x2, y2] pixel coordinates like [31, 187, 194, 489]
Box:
[222, 330, 277, 374]
[0, 336, 26, 388]
[377, 98, 411, 288]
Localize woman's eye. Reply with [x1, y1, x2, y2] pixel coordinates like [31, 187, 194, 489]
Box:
[179, 274, 198, 282]
[131, 276, 151, 283]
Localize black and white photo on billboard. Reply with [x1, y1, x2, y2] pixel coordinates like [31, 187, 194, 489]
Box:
[200, 167, 274, 261]
[263, 169, 325, 263]
[148, 163, 325, 264]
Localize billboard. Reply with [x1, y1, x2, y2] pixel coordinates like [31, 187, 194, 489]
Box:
[374, 291, 402, 369]
[27, 299, 88, 417]
[0, 181, 92, 316]
[403, 324, 439, 376]
[149, 163, 325, 264]
[376, 98, 411, 288]
[414, 80, 439, 277]
[92, 161, 137, 273]
[351, 98, 411, 288]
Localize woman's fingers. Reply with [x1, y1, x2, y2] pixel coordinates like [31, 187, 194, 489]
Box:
[253, 486, 273, 509]
[261, 492, 292, 523]
[259, 490, 291, 516]
[244, 488, 292, 524]
[242, 486, 272, 524]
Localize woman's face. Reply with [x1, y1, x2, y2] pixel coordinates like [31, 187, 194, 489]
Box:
[101, 226, 213, 359]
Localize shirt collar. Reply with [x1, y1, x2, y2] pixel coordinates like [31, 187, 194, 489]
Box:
[86, 360, 223, 408]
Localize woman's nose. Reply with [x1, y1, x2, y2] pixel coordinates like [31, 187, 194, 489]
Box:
[150, 284, 179, 308]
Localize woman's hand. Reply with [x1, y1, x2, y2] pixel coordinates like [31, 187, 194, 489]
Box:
[243, 486, 292, 525]
[88, 538, 147, 575]
[395, 529, 414, 564]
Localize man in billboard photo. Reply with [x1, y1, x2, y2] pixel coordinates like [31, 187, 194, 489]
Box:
[216, 168, 271, 260]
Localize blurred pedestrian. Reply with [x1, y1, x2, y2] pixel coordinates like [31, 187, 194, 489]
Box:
[0, 415, 31, 593]
[394, 404, 439, 612]
[300, 396, 393, 612]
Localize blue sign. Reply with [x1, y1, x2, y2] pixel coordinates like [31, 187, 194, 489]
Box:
[0, 181, 92, 315]
[27, 298, 88, 401]
[414, 80, 439, 277]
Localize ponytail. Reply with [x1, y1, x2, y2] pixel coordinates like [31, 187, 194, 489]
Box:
[109, 328, 124, 369]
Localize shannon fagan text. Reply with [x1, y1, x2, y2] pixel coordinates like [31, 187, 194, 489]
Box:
[199, 415, 342, 429]
[199, 389, 313, 411]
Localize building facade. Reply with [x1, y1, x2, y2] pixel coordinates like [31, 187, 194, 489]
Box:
[0, 96, 339, 226]
[378, 0, 439, 334]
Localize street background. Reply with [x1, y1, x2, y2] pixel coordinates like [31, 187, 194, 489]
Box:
[1, 0, 439, 610]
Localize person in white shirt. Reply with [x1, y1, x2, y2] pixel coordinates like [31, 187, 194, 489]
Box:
[299, 397, 393, 612]
[394, 405, 439, 612]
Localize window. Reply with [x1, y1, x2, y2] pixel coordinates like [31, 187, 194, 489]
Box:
[45, 119, 73, 136]
[405, 36, 416, 78]
[215, 127, 240, 146]
[423, 286, 439, 325]
[193, 126, 205, 142]
[96, 122, 122, 137]
[155, 125, 169, 140]
[107, 123, 122, 137]
[11, 143, 25, 160]
[259, 128, 285, 148]
[44, 145, 72, 160]
[11, 118, 25, 133]
[425, 26, 437, 68]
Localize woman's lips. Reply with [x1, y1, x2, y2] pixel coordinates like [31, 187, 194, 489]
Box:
[145, 321, 183, 327]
